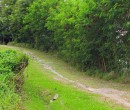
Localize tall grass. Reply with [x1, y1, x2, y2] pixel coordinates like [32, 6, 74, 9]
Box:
[0, 50, 28, 109]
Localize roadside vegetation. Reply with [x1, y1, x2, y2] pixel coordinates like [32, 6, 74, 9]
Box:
[0, 49, 28, 109]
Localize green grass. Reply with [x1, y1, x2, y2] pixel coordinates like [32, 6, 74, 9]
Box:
[21, 59, 124, 110]
[29, 50, 130, 91]
[16, 47, 130, 92]
[4, 45, 130, 92]
[0, 45, 128, 109]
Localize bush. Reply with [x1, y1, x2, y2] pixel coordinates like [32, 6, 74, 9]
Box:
[0, 50, 28, 109]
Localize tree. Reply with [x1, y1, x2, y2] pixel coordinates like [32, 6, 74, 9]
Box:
[0, 0, 130, 75]
[24, 0, 59, 51]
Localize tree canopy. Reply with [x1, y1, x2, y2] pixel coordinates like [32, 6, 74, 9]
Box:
[0, 0, 130, 75]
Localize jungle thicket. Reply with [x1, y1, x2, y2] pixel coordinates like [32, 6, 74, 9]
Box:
[0, 0, 130, 76]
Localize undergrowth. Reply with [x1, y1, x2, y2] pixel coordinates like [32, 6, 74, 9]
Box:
[0, 50, 28, 110]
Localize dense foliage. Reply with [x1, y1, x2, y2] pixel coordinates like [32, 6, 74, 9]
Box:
[0, 50, 28, 109]
[0, 0, 130, 77]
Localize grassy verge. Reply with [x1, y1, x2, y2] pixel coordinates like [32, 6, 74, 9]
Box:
[21, 59, 124, 110]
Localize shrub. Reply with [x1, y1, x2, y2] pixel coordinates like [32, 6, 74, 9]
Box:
[0, 50, 28, 109]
